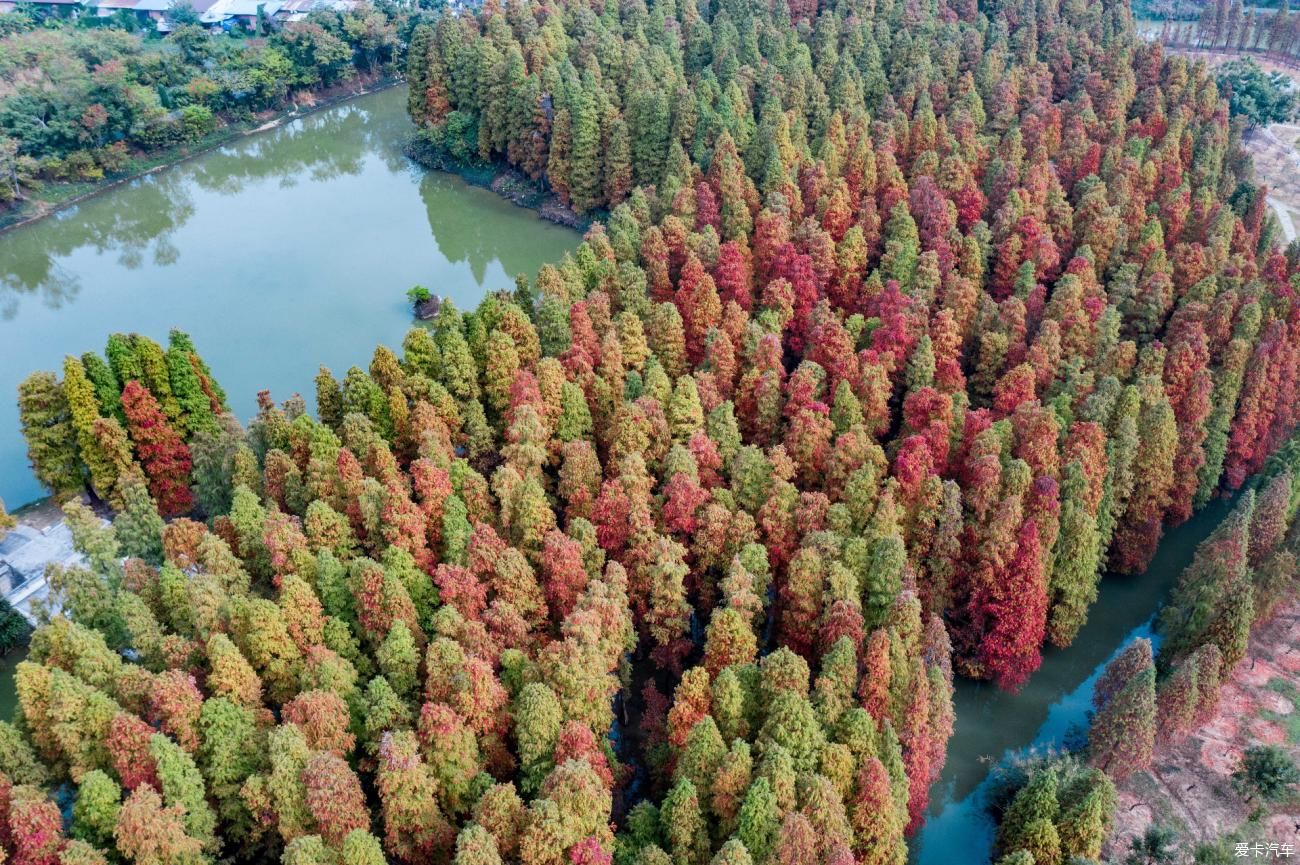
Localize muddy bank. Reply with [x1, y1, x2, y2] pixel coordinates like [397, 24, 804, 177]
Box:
[405, 138, 591, 231]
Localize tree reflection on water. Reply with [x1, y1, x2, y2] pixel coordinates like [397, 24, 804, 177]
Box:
[0, 93, 404, 317]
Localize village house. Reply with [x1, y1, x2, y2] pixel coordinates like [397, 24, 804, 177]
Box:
[0, 0, 355, 28]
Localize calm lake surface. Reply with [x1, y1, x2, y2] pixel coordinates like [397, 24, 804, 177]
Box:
[0, 85, 579, 511]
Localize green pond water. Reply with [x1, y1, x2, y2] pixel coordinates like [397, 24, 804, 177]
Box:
[0, 84, 579, 511]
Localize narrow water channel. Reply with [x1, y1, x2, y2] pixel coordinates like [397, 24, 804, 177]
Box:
[913, 496, 1237, 863]
[0, 85, 579, 511]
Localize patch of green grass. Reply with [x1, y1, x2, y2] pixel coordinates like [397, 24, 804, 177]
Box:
[8, 497, 49, 518]
[1265, 678, 1299, 700]
[1260, 678, 1300, 745]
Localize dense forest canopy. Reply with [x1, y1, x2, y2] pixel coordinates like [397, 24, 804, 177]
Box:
[5, 0, 1300, 861]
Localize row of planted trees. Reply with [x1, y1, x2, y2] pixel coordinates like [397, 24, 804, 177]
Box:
[1155, 0, 1300, 68]
[18, 245, 965, 861]
[1095, 452, 1300, 777]
[6, 0, 1300, 860]
[11, 294, 952, 865]
[17, 330, 227, 517]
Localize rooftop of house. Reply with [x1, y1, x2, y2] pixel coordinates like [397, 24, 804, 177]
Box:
[0, 520, 79, 624]
[199, 0, 283, 21]
[277, 0, 354, 15]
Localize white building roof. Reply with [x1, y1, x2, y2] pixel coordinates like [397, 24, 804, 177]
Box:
[199, 0, 282, 22]
[0, 521, 81, 624]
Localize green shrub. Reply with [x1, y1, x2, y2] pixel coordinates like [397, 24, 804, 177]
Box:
[179, 104, 217, 142]
[1235, 745, 1300, 803]
[1125, 824, 1179, 865]
[1216, 58, 1299, 127]
[0, 597, 31, 656]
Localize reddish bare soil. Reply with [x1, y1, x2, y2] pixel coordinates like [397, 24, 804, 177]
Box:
[1103, 600, 1300, 859]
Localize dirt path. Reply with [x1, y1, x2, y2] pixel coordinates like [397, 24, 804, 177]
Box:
[1245, 125, 1300, 244]
[1270, 198, 1296, 242]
